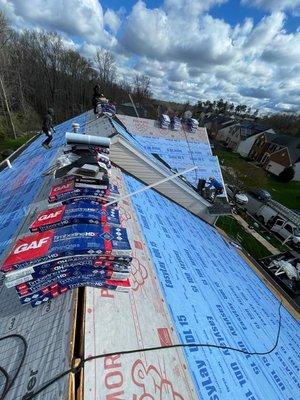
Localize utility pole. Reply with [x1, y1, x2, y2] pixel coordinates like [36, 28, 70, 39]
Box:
[0, 73, 16, 139]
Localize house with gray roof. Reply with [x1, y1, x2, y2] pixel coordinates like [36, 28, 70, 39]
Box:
[249, 133, 300, 180]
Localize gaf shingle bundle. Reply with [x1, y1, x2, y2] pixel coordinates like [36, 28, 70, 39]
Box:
[1, 134, 132, 306]
[29, 201, 121, 232]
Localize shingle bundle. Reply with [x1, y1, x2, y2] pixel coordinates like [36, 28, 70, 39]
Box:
[1, 134, 132, 306]
[160, 114, 170, 129]
[187, 118, 199, 133]
[170, 116, 181, 131]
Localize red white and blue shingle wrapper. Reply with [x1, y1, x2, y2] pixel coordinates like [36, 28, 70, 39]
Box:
[1, 224, 132, 273]
[21, 278, 131, 307]
[17, 273, 131, 304]
[5, 257, 130, 287]
[48, 179, 120, 204]
[13, 265, 129, 295]
[30, 201, 120, 232]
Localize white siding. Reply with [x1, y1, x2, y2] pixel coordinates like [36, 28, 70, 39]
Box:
[236, 133, 261, 157]
[266, 161, 285, 176]
[216, 125, 236, 141]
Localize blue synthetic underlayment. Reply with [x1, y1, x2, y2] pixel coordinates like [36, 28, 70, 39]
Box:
[137, 136, 222, 186]
[125, 174, 300, 400]
[0, 112, 88, 258]
[112, 119, 223, 187]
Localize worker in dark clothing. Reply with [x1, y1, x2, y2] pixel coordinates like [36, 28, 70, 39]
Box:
[196, 179, 207, 196]
[42, 108, 55, 149]
[92, 84, 107, 115]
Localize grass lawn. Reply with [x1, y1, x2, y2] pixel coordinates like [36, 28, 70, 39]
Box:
[237, 209, 288, 252]
[0, 134, 36, 162]
[264, 176, 300, 210]
[216, 215, 272, 259]
[214, 147, 300, 210]
[0, 134, 36, 152]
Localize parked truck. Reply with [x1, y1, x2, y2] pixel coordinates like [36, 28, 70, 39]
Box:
[245, 194, 300, 248]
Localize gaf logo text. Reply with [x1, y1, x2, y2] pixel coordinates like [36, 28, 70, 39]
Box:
[14, 237, 51, 254]
[38, 210, 63, 221]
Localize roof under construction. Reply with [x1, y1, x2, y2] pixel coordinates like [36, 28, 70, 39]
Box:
[0, 111, 299, 400]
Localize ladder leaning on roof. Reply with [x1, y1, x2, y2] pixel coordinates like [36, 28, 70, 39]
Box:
[269, 199, 300, 226]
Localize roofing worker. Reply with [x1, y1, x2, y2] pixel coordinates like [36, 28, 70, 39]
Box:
[42, 108, 55, 149]
[206, 176, 223, 203]
[92, 84, 107, 115]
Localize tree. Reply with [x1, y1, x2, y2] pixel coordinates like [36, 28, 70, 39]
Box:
[94, 49, 116, 87]
[260, 113, 300, 137]
[240, 104, 247, 114]
[205, 100, 213, 113]
[235, 105, 242, 115]
[133, 74, 151, 107]
[0, 12, 16, 138]
[0, 11, 136, 138]
[278, 166, 295, 183]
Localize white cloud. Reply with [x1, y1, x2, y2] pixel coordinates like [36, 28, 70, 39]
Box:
[243, 12, 285, 54]
[0, 0, 116, 47]
[0, 0, 299, 112]
[120, 1, 235, 67]
[241, 0, 300, 15]
[104, 9, 121, 33]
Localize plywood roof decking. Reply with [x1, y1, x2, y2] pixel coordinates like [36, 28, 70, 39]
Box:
[116, 114, 209, 143]
[84, 168, 198, 399]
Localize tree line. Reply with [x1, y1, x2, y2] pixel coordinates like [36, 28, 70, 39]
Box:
[0, 11, 152, 139]
[0, 11, 299, 140]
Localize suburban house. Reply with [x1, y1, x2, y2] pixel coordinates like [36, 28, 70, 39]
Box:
[205, 116, 235, 138]
[249, 133, 300, 181]
[216, 121, 275, 155]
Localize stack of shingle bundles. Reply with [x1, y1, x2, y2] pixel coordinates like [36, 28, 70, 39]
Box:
[160, 114, 170, 129]
[48, 178, 120, 204]
[0, 134, 133, 307]
[170, 116, 181, 131]
[187, 118, 199, 133]
[29, 202, 121, 232]
[1, 223, 132, 307]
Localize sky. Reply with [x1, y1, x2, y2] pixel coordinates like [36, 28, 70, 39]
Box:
[1, 0, 300, 114]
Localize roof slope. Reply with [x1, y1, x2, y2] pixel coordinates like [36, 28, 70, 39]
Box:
[124, 174, 300, 400]
[0, 111, 88, 399]
[113, 115, 225, 190]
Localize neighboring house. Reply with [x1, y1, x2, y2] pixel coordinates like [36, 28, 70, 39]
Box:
[236, 131, 266, 158]
[249, 134, 300, 181]
[249, 130, 278, 161]
[205, 116, 235, 137]
[216, 121, 273, 152]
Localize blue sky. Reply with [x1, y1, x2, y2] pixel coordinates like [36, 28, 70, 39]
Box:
[1, 0, 299, 113]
